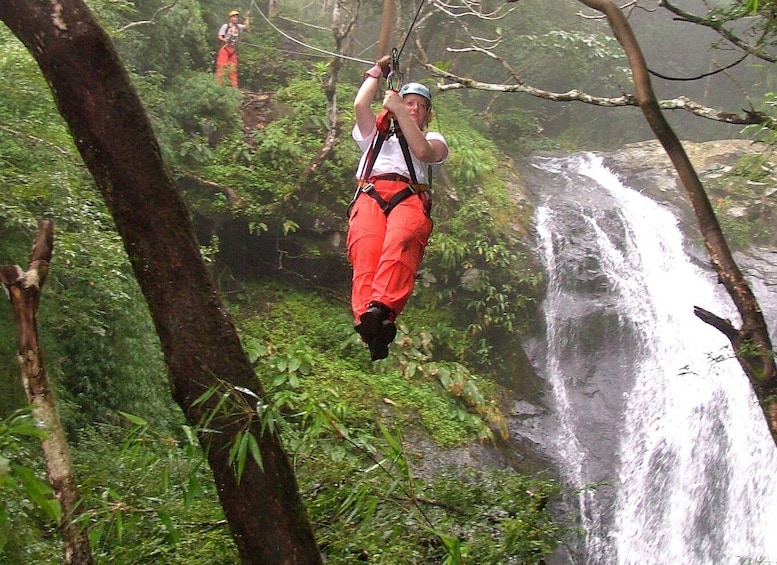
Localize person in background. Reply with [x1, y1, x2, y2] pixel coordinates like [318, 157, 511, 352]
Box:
[216, 9, 249, 88]
[348, 56, 449, 361]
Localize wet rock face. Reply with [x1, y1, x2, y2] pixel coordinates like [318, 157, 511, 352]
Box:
[738, 247, 777, 342]
[516, 141, 777, 565]
[604, 139, 777, 249]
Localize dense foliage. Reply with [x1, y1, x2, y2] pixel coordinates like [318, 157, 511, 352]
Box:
[3, 0, 773, 561]
[0, 0, 568, 562]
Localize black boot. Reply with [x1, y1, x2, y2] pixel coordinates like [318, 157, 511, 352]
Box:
[371, 319, 397, 361]
[355, 302, 396, 361]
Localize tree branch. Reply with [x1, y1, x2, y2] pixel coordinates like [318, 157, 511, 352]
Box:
[116, 2, 177, 33]
[422, 62, 776, 127]
[178, 171, 247, 208]
[659, 0, 777, 64]
[648, 52, 749, 81]
[1, 219, 95, 565]
[574, 0, 777, 446]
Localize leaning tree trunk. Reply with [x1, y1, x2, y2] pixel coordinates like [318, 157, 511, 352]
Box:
[0, 2, 322, 563]
[575, 0, 777, 444]
[0, 220, 93, 565]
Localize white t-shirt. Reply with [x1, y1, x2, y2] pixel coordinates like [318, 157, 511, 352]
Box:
[353, 124, 448, 185]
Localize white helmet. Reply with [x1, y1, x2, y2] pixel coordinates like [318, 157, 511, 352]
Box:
[399, 82, 432, 108]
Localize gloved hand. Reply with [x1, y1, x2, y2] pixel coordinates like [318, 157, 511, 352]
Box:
[376, 55, 391, 78]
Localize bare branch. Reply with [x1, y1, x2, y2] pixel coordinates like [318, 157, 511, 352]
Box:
[116, 2, 177, 33]
[423, 62, 776, 127]
[575, 0, 776, 446]
[431, 0, 514, 20]
[425, 0, 513, 50]
[179, 172, 247, 208]
[445, 46, 521, 81]
[0, 124, 72, 157]
[578, 0, 654, 19]
[659, 0, 777, 63]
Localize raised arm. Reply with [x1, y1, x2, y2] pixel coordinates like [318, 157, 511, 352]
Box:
[354, 56, 391, 139]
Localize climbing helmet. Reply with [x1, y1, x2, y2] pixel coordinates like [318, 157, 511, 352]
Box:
[399, 83, 432, 109]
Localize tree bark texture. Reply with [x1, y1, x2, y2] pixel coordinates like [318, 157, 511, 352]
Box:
[0, 220, 94, 565]
[575, 0, 777, 445]
[377, 0, 395, 58]
[0, 2, 322, 563]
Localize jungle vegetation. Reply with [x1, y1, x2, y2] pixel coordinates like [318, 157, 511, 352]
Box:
[0, 0, 774, 563]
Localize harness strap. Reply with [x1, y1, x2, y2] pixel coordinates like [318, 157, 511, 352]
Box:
[397, 133, 418, 185]
[350, 115, 432, 217]
[361, 183, 429, 216]
[348, 181, 429, 217]
[358, 129, 387, 183]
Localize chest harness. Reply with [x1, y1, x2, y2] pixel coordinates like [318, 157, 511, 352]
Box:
[222, 23, 241, 46]
[349, 45, 432, 218]
[348, 112, 432, 217]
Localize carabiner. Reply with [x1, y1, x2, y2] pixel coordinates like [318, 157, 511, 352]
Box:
[386, 47, 403, 91]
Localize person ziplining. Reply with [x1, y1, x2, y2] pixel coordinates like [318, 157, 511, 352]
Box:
[216, 9, 250, 88]
[347, 49, 449, 361]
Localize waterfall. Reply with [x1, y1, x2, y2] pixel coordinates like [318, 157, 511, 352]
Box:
[531, 152, 777, 565]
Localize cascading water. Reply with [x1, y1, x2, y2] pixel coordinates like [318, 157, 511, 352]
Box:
[530, 152, 777, 564]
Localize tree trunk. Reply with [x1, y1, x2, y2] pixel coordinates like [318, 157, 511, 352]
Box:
[268, 0, 279, 19]
[0, 220, 94, 565]
[575, 0, 777, 444]
[0, 2, 322, 563]
[295, 0, 355, 193]
[377, 0, 395, 58]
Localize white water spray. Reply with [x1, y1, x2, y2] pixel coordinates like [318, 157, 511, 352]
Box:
[533, 153, 777, 564]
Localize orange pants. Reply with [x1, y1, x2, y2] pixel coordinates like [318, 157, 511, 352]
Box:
[347, 179, 433, 324]
[216, 45, 239, 87]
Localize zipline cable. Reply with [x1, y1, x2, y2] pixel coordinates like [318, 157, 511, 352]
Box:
[395, 0, 425, 61]
[248, 0, 372, 65]
[247, 0, 427, 67]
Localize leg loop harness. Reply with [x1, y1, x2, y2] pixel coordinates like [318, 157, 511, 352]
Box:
[355, 178, 429, 216]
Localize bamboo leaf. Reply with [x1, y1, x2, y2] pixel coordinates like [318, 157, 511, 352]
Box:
[158, 510, 180, 544]
[246, 432, 263, 472]
[118, 411, 148, 427]
[12, 465, 61, 524]
[235, 430, 250, 482]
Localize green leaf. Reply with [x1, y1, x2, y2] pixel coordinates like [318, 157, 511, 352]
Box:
[229, 430, 254, 483]
[12, 465, 61, 524]
[379, 425, 403, 454]
[192, 386, 218, 408]
[157, 510, 180, 544]
[88, 522, 106, 552]
[7, 424, 48, 441]
[440, 532, 463, 565]
[118, 411, 148, 427]
[246, 432, 263, 472]
[234, 386, 259, 400]
[115, 507, 124, 542]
